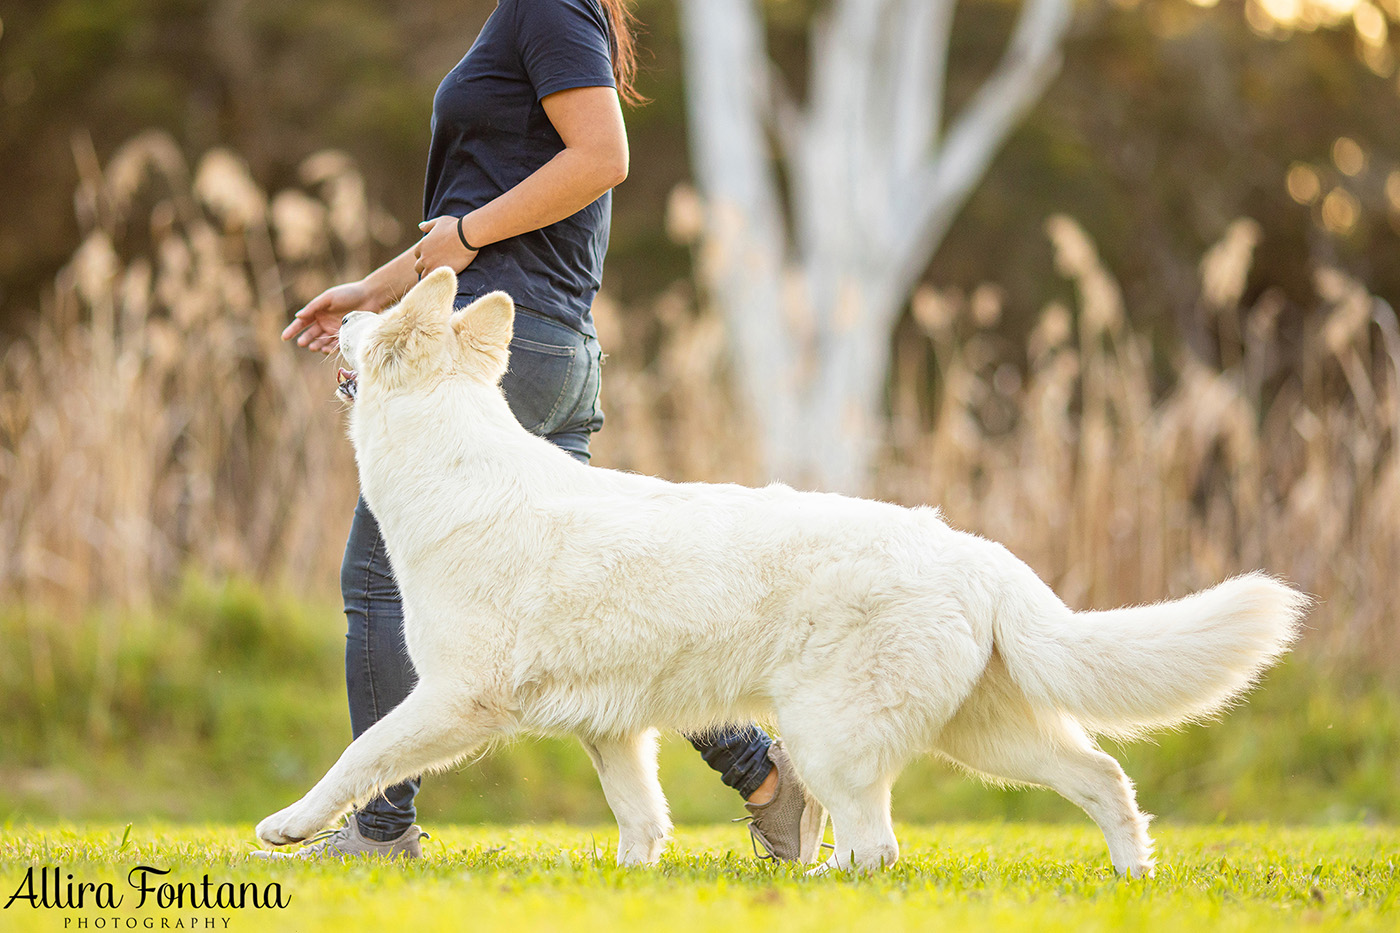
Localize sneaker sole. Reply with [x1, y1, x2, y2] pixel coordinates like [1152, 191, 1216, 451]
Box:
[797, 793, 828, 864]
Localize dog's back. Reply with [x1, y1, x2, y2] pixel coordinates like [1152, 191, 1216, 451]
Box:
[505, 473, 986, 739]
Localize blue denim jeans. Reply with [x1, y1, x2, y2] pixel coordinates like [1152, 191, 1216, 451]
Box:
[342, 305, 774, 841]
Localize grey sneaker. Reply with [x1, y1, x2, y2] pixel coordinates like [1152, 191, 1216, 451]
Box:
[743, 740, 828, 864]
[251, 817, 426, 860]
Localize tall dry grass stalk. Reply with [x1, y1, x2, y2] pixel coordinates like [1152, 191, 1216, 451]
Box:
[3, 137, 1397, 674]
[1, 131, 398, 613]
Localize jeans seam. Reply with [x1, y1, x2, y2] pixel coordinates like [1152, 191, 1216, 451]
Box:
[363, 530, 383, 723]
[736, 771, 764, 801]
[511, 335, 575, 356]
[584, 342, 603, 427]
[513, 305, 583, 336]
[540, 351, 577, 431]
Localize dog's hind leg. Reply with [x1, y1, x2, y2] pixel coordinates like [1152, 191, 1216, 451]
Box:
[933, 658, 1155, 877]
[256, 681, 508, 848]
[779, 614, 985, 874]
[580, 730, 672, 866]
[776, 720, 901, 873]
[801, 769, 898, 875]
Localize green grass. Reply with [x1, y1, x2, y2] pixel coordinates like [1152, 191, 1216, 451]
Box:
[1, 822, 1396, 931]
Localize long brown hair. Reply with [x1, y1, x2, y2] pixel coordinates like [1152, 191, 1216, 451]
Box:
[596, 0, 646, 106]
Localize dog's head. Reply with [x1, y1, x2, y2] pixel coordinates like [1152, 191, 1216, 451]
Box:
[339, 267, 515, 401]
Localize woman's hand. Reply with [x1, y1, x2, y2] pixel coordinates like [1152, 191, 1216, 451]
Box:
[281, 280, 376, 354]
[413, 217, 479, 279]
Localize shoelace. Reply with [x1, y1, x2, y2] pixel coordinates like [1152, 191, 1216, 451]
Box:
[295, 821, 430, 853]
[297, 822, 355, 853]
[732, 815, 833, 861]
[733, 815, 777, 861]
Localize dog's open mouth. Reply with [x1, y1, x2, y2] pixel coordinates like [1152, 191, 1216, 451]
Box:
[337, 367, 358, 403]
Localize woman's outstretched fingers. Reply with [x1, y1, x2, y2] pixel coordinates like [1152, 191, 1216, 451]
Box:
[283, 293, 327, 341]
[296, 323, 325, 348]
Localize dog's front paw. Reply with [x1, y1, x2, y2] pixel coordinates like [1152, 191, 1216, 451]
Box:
[616, 836, 666, 867]
[256, 801, 330, 847]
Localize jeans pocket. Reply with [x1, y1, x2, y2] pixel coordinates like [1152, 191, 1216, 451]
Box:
[501, 318, 582, 436]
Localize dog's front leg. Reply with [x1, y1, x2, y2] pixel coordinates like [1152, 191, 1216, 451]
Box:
[580, 730, 671, 866]
[257, 683, 503, 847]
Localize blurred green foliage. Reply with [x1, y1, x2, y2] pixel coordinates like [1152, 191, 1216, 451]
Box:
[3, 1, 1398, 347]
[936, 1, 1400, 358]
[2, 578, 1395, 826]
[0, 0, 690, 317]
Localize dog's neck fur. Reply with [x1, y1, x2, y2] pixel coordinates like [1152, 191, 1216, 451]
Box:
[350, 376, 575, 565]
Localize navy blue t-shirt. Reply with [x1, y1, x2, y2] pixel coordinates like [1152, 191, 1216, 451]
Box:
[424, 0, 616, 337]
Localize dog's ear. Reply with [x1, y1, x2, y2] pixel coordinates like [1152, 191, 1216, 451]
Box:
[370, 267, 457, 359]
[361, 263, 453, 381]
[394, 266, 458, 328]
[452, 291, 514, 380]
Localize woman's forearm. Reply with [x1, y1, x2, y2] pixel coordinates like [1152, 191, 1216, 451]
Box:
[459, 146, 627, 249]
[458, 85, 628, 249]
[412, 143, 627, 279]
[362, 246, 422, 311]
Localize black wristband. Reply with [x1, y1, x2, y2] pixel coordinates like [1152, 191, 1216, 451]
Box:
[457, 215, 481, 253]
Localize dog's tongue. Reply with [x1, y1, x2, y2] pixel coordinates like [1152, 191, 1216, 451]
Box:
[337, 368, 358, 402]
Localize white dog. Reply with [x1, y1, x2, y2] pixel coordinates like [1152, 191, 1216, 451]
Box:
[256, 268, 1307, 876]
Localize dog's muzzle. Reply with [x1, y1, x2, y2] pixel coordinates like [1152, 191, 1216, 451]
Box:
[337, 368, 358, 403]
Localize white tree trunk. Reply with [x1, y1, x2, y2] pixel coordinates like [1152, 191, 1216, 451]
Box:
[679, 0, 1072, 492]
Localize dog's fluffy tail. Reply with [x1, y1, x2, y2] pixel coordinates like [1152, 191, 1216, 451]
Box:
[994, 573, 1308, 737]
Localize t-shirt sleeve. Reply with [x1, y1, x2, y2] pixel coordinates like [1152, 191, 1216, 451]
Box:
[514, 0, 617, 101]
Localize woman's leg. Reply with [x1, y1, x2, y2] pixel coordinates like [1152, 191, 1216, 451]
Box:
[342, 495, 420, 842]
[688, 727, 775, 799]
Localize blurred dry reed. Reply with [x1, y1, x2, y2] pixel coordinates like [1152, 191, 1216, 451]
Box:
[0, 130, 398, 612]
[599, 200, 1400, 669]
[883, 215, 1399, 668]
[2, 135, 1396, 675]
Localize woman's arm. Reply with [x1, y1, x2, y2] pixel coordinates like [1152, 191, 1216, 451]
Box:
[411, 84, 628, 277]
[286, 84, 627, 354]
